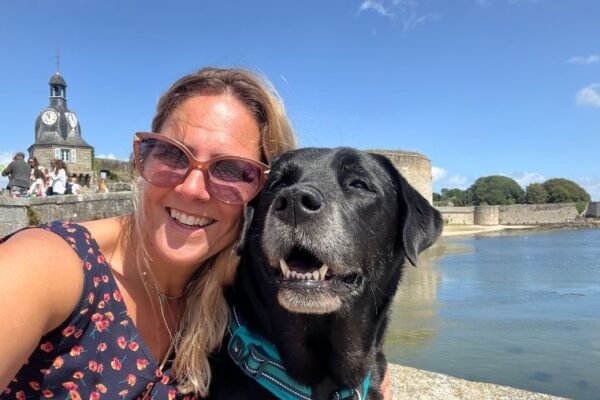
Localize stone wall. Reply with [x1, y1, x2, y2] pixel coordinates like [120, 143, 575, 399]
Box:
[0, 192, 134, 237]
[436, 206, 475, 224]
[437, 203, 599, 226]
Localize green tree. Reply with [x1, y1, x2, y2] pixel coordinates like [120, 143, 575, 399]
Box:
[542, 178, 591, 203]
[525, 183, 548, 204]
[440, 188, 471, 206]
[468, 175, 525, 205]
[433, 192, 441, 202]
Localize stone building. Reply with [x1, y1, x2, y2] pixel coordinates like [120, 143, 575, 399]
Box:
[370, 150, 434, 204]
[28, 72, 94, 186]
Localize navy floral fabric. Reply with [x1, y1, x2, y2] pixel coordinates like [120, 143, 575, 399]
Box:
[0, 221, 199, 400]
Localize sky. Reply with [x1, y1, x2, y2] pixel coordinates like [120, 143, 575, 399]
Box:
[1, 0, 599, 200]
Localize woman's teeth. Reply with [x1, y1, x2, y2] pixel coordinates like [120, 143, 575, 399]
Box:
[169, 209, 214, 227]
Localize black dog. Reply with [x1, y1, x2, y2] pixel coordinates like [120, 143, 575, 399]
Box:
[210, 147, 443, 399]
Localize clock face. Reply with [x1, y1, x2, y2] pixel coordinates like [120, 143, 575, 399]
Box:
[66, 112, 78, 128]
[41, 110, 58, 125]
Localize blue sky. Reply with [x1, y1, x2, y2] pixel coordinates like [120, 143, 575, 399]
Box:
[1, 0, 599, 200]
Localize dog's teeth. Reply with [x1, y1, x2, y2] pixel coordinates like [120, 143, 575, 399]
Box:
[291, 271, 297, 279]
[319, 265, 329, 280]
[312, 271, 319, 280]
[279, 259, 290, 276]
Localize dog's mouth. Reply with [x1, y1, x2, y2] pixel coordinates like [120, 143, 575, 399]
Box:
[270, 246, 364, 314]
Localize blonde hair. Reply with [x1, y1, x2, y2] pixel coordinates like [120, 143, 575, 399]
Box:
[129, 67, 296, 396]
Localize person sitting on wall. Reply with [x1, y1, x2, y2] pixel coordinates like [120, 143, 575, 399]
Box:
[28, 168, 47, 197]
[2, 152, 31, 198]
[67, 176, 81, 195]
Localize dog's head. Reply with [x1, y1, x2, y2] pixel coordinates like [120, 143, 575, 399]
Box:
[243, 147, 443, 315]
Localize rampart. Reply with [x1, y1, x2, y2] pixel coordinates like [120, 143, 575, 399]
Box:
[437, 202, 599, 226]
[0, 192, 134, 237]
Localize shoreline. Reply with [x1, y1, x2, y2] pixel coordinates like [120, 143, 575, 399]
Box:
[442, 220, 600, 237]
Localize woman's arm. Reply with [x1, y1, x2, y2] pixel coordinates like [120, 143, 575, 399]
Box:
[0, 229, 83, 390]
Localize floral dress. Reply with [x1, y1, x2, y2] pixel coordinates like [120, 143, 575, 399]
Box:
[0, 221, 199, 400]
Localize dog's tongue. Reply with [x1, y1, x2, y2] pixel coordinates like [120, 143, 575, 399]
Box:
[286, 248, 322, 273]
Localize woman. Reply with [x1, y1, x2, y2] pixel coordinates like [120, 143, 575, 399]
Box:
[28, 167, 47, 196]
[48, 159, 68, 195]
[0, 67, 296, 399]
[0, 67, 391, 399]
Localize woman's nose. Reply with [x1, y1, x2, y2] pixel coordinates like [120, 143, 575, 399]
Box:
[176, 169, 211, 200]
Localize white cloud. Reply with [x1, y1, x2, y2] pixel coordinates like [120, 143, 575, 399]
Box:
[567, 55, 600, 65]
[576, 84, 600, 108]
[503, 171, 546, 188]
[432, 166, 447, 183]
[577, 177, 600, 202]
[358, 0, 440, 32]
[96, 153, 118, 160]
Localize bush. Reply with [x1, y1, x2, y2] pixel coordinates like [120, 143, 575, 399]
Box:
[576, 201, 588, 215]
[542, 179, 591, 203]
[525, 183, 548, 204]
[468, 175, 525, 206]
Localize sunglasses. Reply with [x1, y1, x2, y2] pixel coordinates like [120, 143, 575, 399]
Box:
[133, 132, 269, 205]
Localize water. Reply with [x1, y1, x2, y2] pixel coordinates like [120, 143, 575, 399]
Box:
[386, 228, 600, 400]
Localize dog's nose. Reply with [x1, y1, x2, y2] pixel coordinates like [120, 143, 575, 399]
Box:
[274, 186, 323, 224]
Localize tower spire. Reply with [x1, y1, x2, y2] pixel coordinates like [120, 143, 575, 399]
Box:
[55, 47, 60, 72]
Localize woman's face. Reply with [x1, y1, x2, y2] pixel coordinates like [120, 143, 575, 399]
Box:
[140, 94, 262, 270]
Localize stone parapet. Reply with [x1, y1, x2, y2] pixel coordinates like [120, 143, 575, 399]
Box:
[0, 192, 134, 237]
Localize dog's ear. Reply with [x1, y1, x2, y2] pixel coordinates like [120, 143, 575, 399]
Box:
[235, 205, 255, 256]
[371, 154, 443, 266]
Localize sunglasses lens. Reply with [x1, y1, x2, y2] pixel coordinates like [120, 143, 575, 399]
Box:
[208, 159, 263, 203]
[138, 137, 190, 186]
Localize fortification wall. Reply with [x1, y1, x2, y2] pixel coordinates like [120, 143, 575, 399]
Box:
[437, 203, 598, 226]
[371, 150, 433, 204]
[0, 192, 134, 237]
[436, 206, 475, 224]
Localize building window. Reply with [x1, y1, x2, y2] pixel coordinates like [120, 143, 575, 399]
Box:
[54, 148, 77, 163]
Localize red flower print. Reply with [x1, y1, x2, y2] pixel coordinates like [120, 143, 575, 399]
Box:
[96, 383, 108, 393]
[40, 368, 51, 375]
[42, 389, 53, 398]
[70, 345, 84, 357]
[28, 381, 41, 390]
[95, 319, 110, 333]
[113, 290, 123, 301]
[117, 336, 127, 349]
[91, 313, 103, 322]
[39, 341, 53, 352]
[62, 381, 79, 390]
[88, 247, 94, 254]
[101, 274, 109, 283]
[80, 307, 89, 315]
[98, 301, 105, 309]
[88, 292, 95, 304]
[90, 391, 100, 400]
[105, 311, 115, 321]
[93, 276, 100, 287]
[69, 389, 82, 400]
[62, 325, 76, 337]
[88, 360, 98, 372]
[97, 342, 107, 352]
[85, 261, 92, 270]
[53, 356, 64, 369]
[111, 357, 122, 371]
[74, 328, 84, 338]
[127, 373, 136, 386]
[161, 375, 170, 385]
[73, 371, 85, 379]
[96, 364, 104, 374]
[136, 358, 149, 371]
[128, 341, 139, 351]
[16, 391, 25, 400]
[168, 389, 177, 400]
[103, 293, 110, 302]
[118, 389, 129, 398]
[154, 368, 163, 377]
[97, 255, 106, 264]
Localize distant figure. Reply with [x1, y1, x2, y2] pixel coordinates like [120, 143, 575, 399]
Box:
[68, 176, 81, 195]
[2, 152, 31, 197]
[97, 179, 109, 193]
[28, 168, 47, 197]
[48, 159, 69, 195]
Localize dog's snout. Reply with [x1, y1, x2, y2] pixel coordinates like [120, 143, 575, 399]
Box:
[273, 186, 323, 224]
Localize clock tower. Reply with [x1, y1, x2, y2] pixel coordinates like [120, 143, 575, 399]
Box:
[29, 71, 94, 187]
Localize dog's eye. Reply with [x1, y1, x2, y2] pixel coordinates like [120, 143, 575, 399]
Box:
[348, 179, 370, 191]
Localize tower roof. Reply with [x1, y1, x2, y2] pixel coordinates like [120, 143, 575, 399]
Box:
[49, 72, 67, 86]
